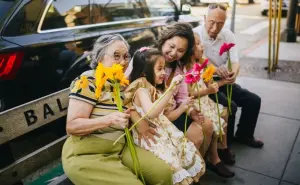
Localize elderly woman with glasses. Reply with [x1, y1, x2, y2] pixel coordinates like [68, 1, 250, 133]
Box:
[61, 34, 172, 185]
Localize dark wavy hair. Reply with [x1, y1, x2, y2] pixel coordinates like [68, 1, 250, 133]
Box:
[129, 48, 165, 91]
[158, 22, 195, 71]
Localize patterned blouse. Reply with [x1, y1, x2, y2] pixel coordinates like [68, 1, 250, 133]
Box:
[69, 70, 126, 143]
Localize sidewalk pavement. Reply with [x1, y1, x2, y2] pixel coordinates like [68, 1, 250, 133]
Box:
[200, 39, 300, 185]
[239, 36, 300, 84]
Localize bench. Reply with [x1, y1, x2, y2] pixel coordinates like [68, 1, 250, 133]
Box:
[0, 89, 72, 185]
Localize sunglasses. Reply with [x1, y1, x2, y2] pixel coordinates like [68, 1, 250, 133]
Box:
[208, 3, 228, 11]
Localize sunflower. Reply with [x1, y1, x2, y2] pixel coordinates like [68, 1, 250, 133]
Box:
[95, 63, 108, 99]
[202, 64, 215, 82]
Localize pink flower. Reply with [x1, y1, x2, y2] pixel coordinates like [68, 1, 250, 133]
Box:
[139, 46, 151, 52]
[185, 69, 200, 84]
[193, 59, 209, 72]
[219, 43, 235, 56]
[185, 60, 209, 84]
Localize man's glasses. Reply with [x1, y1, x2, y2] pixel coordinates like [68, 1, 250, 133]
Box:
[208, 3, 228, 11]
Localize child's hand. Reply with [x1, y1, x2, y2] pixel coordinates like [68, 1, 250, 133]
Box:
[207, 82, 219, 94]
[170, 75, 183, 90]
[179, 96, 194, 111]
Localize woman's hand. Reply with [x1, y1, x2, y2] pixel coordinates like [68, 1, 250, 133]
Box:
[207, 82, 219, 94]
[136, 120, 160, 146]
[106, 110, 130, 129]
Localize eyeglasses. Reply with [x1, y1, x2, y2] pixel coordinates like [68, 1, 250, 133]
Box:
[105, 52, 131, 62]
[208, 3, 228, 11]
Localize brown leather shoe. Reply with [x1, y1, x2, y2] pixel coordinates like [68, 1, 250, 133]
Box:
[206, 161, 235, 178]
[218, 148, 236, 165]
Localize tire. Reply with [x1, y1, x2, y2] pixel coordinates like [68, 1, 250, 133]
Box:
[261, 10, 268, 16]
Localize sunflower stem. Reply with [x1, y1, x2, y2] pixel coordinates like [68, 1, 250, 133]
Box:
[115, 82, 145, 184]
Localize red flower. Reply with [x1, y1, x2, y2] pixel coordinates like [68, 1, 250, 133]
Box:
[219, 43, 235, 56]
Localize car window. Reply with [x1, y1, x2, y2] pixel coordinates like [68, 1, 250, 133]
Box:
[41, 0, 90, 30]
[3, 0, 45, 36]
[90, 0, 148, 24]
[0, 0, 18, 23]
[144, 0, 176, 17]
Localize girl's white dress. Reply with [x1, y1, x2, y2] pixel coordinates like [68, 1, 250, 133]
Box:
[124, 77, 205, 185]
[192, 76, 227, 136]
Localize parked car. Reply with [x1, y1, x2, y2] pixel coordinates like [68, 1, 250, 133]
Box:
[0, 0, 200, 112]
[183, 0, 230, 6]
[260, 0, 289, 16]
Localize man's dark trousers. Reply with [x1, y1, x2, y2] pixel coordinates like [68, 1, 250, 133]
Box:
[209, 83, 261, 145]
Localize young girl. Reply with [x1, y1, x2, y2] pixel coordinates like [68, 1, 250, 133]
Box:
[124, 48, 205, 185]
[187, 32, 235, 177]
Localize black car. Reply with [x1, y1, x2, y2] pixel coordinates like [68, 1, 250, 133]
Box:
[0, 0, 200, 112]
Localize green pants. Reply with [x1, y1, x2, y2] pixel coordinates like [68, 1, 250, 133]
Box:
[62, 135, 172, 185]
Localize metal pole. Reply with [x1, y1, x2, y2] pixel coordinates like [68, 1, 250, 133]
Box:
[268, 0, 273, 73]
[281, 0, 298, 42]
[272, 0, 277, 70]
[230, 0, 237, 33]
[274, 0, 283, 70]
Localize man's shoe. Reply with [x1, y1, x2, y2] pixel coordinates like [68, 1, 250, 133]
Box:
[218, 148, 235, 165]
[234, 136, 264, 148]
[206, 162, 235, 178]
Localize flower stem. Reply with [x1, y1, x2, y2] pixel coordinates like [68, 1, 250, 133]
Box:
[182, 113, 188, 158]
[115, 82, 145, 184]
[113, 83, 176, 145]
[196, 83, 201, 112]
[227, 84, 232, 115]
[184, 113, 188, 137]
[215, 92, 223, 142]
[227, 53, 233, 115]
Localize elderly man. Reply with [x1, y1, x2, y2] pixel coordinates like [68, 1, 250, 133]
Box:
[194, 4, 264, 152]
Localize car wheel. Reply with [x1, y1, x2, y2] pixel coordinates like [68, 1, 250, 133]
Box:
[261, 10, 268, 16]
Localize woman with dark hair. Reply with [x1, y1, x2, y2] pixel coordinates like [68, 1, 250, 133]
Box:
[61, 34, 172, 185]
[158, 22, 213, 152]
[158, 22, 234, 178]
